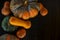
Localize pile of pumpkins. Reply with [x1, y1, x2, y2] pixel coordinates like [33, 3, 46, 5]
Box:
[1, 0, 48, 40]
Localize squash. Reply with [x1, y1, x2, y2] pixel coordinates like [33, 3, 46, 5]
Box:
[1, 16, 17, 32]
[1, 1, 10, 16]
[16, 29, 26, 38]
[9, 16, 31, 29]
[39, 3, 48, 16]
[0, 34, 19, 40]
[10, 0, 39, 19]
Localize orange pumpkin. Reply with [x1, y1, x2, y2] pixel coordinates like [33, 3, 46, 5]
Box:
[16, 29, 26, 38]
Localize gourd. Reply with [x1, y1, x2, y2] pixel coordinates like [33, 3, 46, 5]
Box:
[1, 16, 17, 32]
[0, 34, 19, 40]
[16, 29, 26, 38]
[9, 16, 31, 29]
[39, 3, 48, 16]
[1, 1, 10, 16]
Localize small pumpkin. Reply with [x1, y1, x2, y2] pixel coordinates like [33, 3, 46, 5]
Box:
[16, 29, 26, 38]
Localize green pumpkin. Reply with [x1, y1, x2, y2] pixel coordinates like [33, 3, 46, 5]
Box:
[1, 16, 18, 32]
[0, 34, 19, 40]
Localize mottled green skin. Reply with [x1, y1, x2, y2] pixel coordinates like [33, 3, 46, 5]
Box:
[1, 16, 17, 32]
[10, 0, 40, 17]
[0, 34, 19, 40]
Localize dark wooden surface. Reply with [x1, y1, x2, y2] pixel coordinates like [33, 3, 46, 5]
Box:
[0, 0, 60, 40]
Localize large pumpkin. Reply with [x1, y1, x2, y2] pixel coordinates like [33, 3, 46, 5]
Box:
[10, 0, 40, 20]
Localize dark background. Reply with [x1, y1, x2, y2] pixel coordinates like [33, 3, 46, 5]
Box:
[0, 0, 60, 40]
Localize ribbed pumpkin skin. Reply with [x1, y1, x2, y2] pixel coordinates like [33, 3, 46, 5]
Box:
[1, 16, 17, 32]
[10, 0, 40, 18]
[0, 34, 19, 40]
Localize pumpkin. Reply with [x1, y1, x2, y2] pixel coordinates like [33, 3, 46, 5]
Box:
[16, 29, 26, 38]
[0, 34, 19, 40]
[1, 16, 18, 32]
[10, 0, 40, 20]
